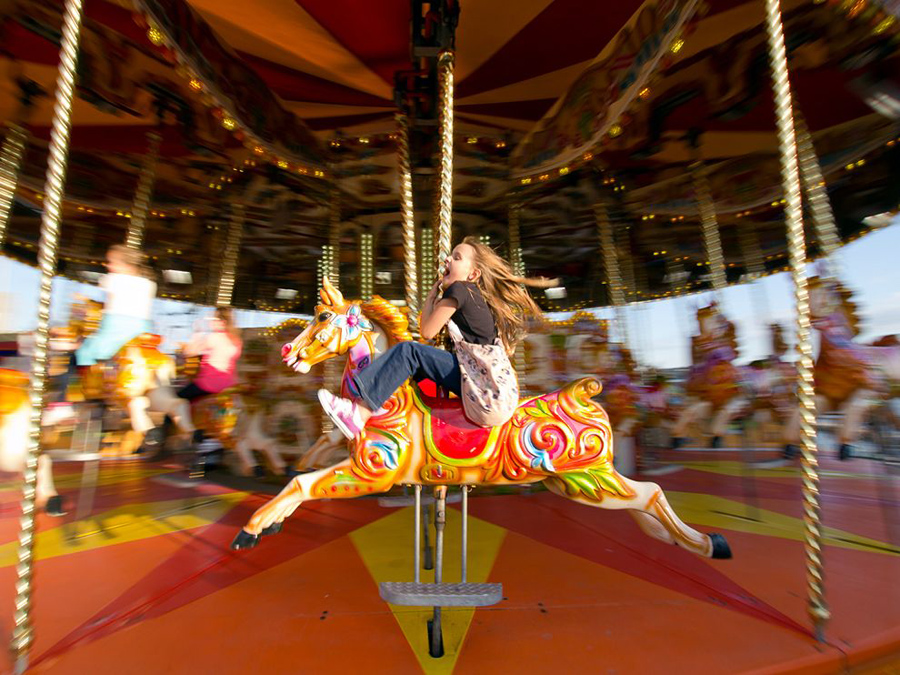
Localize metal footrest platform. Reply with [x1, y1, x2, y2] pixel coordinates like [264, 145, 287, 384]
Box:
[379, 582, 503, 607]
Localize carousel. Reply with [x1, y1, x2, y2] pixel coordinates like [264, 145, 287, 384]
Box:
[0, 0, 899, 672]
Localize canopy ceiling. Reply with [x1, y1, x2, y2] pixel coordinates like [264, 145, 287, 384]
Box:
[1, 0, 898, 312]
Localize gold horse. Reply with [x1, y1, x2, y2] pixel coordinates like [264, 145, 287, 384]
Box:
[231, 279, 731, 561]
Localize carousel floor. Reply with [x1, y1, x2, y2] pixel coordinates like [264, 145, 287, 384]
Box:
[0, 447, 898, 674]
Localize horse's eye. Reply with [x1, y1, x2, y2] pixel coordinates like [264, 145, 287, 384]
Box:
[318, 312, 332, 323]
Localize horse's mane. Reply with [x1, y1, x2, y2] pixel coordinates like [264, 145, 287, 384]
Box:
[809, 276, 860, 336]
[361, 296, 413, 344]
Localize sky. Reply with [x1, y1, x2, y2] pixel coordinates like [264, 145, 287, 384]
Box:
[1, 216, 899, 366]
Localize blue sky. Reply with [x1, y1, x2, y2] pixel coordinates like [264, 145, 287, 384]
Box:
[2, 217, 899, 365]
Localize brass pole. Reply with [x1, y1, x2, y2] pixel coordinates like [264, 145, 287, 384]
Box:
[796, 115, 841, 274]
[436, 51, 455, 267]
[0, 124, 28, 250]
[508, 203, 526, 375]
[691, 162, 727, 293]
[215, 203, 244, 307]
[328, 188, 340, 288]
[764, 0, 828, 640]
[396, 114, 419, 319]
[125, 130, 162, 250]
[595, 202, 628, 345]
[359, 232, 374, 301]
[12, 0, 84, 668]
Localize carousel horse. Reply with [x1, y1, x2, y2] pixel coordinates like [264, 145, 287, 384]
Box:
[50, 296, 183, 447]
[671, 302, 745, 448]
[784, 276, 900, 460]
[231, 278, 732, 563]
[0, 369, 63, 515]
[742, 324, 795, 439]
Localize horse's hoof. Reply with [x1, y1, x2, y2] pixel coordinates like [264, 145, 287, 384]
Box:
[710, 436, 722, 449]
[838, 443, 853, 461]
[261, 522, 283, 537]
[45, 495, 67, 517]
[671, 437, 684, 450]
[783, 444, 798, 460]
[710, 533, 732, 559]
[252, 465, 266, 479]
[231, 530, 260, 550]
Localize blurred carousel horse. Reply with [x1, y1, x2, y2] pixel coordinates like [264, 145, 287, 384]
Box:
[671, 303, 746, 448]
[0, 369, 64, 515]
[783, 276, 900, 460]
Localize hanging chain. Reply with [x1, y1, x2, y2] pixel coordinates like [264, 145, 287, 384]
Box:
[0, 124, 28, 249]
[125, 130, 162, 250]
[396, 114, 419, 319]
[764, 0, 828, 640]
[12, 0, 85, 668]
[508, 203, 524, 277]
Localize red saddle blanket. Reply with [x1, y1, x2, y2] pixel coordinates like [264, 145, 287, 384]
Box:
[417, 389, 493, 462]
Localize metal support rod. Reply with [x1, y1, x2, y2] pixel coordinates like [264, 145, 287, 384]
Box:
[215, 203, 245, 307]
[692, 162, 727, 293]
[436, 51, 455, 266]
[0, 124, 28, 249]
[764, 0, 828, 640]
[431, 485, 447, 658]
[461, 486, 469, 583]
[396, 114, 419, 320]
[414, 484, 421, 583]
[125, 130, 162, 250]
[12, 0, 85, 668]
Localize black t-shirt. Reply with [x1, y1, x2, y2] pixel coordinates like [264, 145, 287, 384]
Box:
[442, 281, 498, 345]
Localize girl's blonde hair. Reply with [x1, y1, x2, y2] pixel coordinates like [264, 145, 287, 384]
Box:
[108, 244, 153, 280]
[460, 235, 555, 351]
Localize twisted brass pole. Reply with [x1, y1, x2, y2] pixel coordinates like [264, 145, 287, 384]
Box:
[508, 203, 526, 376]
[216, 203, 244, 307]
[595, 202, 628, 345]
[796, 115, 841, 274]
[692, 162, 727, 293]
[0, 124, 28, 250]
[12, 0, 84, 668]
[764, 0, 828, 640]
[125, 130, 162, 250]
[436, 51, 455, 267]
[508, 203, 524, 277]
[329, 188, 341, 288]
[396, 114, 418, 319]
[359, 232, 374, 301]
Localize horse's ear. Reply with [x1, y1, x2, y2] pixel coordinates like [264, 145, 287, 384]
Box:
[320, 277, 345, 307]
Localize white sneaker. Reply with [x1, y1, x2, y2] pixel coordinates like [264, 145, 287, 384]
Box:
[318, 389, 364, 440]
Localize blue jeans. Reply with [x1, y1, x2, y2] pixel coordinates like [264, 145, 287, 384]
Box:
[351, 341, 460, 410]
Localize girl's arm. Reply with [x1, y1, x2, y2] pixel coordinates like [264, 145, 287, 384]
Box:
[419, 280, 458, 340]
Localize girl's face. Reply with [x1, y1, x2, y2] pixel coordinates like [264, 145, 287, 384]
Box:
[442, 243, 480, 287]
[105, 250, 129, 275]
[210, 316, 225, 332]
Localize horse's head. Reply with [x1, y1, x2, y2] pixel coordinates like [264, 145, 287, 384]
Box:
[282, 277, 375, 374]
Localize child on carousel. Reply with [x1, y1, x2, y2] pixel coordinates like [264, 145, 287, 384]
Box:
[52, 245, 157, 403]
[172, 306, 243, 451]
[318, 236, 556, 438]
